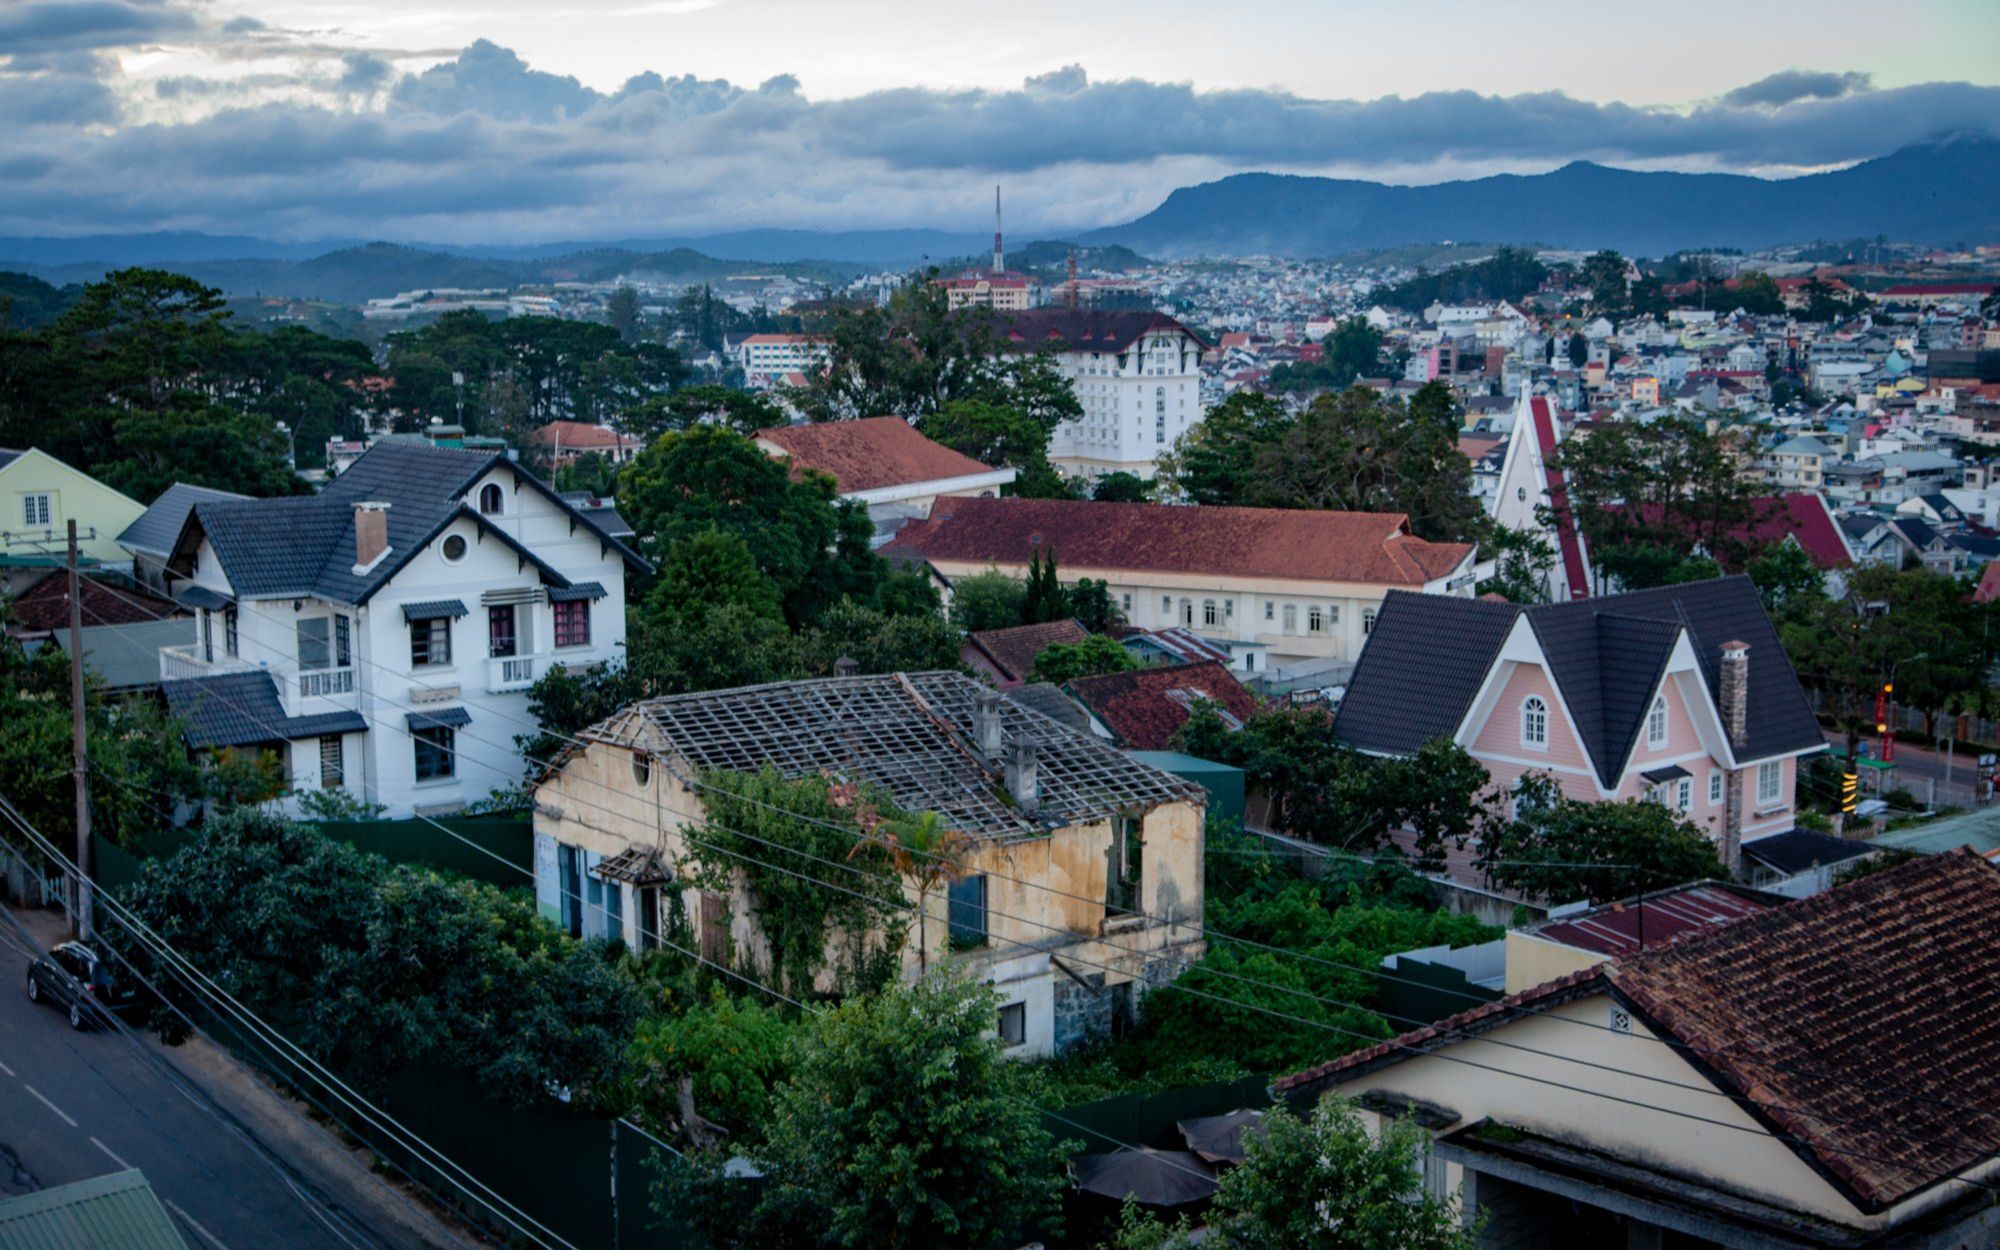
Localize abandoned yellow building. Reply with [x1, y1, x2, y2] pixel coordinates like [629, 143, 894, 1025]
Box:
[531, 671, 1208, 1057]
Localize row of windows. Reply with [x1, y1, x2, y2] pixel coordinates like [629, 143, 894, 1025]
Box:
[311, 718, 459, 791]
[409, 601, 591, 668]
[1149, 595, 1376, 638]
[1522, 694, 1788, 805]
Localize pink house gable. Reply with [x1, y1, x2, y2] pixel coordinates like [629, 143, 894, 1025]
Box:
[1468, 661, 1601, 804]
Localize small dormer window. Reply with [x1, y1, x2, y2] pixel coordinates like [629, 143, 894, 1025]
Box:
[479, 483, 504, 515]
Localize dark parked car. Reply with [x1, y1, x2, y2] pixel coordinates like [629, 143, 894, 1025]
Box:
[26, 941, 137, 1030]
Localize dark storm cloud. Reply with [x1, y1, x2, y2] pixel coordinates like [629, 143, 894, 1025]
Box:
[1, 35, 1995, 242]
[0, 0, 196, 52]
[1723, 69, 1872, 108]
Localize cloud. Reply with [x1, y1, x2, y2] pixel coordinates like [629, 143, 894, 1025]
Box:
[1723, 69, 1872, 108]
[0, 0, 196, 53]
[0, 39, 1995, 244]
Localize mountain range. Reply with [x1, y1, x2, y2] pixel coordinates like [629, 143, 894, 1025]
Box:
[1082, 135, 2000, 258]
[1, 137, 1994, 300]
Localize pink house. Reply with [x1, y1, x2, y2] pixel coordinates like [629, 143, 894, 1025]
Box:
[1333, 577, 1826, 872]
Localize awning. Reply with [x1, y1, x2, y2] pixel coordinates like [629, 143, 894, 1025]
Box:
[591, 846, 674, 887]
[402, 599, 469, 622]
[283, 711, 368, 739]
[172, 583, 234, 611]
[1641, 764, 1692, 784]
[546, 581, 606, 603]
[406, 707, 471, 732]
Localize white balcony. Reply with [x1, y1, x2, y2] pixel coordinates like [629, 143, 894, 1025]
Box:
[298, 668, 356, 698]
[159, 644, 260, 684]
[488, 654, 541, 693]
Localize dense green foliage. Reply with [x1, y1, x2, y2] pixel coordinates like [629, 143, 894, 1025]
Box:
[1476, 775, 1725, 903]
[0, 623, 279, 847]
[1028, 634, 1140, 685]
[1477, 523, 1558, 603]
[1160, 384, 1479, 542]
[669, 974, 1070, 1250]
[684, 768, 906, 995]
[0, 269, 311, 491]
[620, 424, 878, 625]
[1111, 1097, 1479, 1250]
[1377, 245, 1548, 312]
[123, 810, 643, 1106]
[1558, 414, 1768, 584]
[1773, 563, 1998, 725]
[1267, 316, 1385, 392]
[951, 570, 1030, 633]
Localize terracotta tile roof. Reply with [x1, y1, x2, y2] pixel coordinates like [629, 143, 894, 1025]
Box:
[1280, 852, 2000, 1212]
[1065, 661, 1258, 750]
[965, 618, 1089, 683]
[1609, 850, 2000, 1209]
[1611, 493, 1852, 569]
[528, 421, 638, 451]
[1526, 882, 1781, 958]
[756, 417, 997, 495]
[887, 498, 1473, 587]
[7, 574, 178, 633]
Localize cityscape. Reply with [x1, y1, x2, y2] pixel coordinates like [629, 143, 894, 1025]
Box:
[1, 3, 1999, 1248]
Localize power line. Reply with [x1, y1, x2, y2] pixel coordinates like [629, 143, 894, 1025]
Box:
[67, 578, 1988, 1127]
[0, 797, 585, 1250]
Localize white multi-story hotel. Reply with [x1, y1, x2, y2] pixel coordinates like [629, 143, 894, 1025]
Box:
[996, 310, 1207, 481]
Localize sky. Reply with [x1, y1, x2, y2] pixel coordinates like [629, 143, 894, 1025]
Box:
[3, 0, 1998, 244]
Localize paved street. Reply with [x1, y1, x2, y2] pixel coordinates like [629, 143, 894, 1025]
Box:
[0, 906, 483, 1250]
[1820, 729, 1995, 810]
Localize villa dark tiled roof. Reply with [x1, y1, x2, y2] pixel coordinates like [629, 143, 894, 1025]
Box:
[1334, 577, 1821, 782]
[1279, 853, 2000, 1212]
[162, 672, 368, 748]
[966, 618, 1089, 683]
[1741, 829, 1877, 876]
[118, 483, 250, 557]
[175, 443, 648, 607]
[1066, 661, 1258, 751]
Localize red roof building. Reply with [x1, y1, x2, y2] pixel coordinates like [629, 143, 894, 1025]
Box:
[963, 618, 1090, 688]
[1065, 660, 1257, 750]
[756, 417, 1003, 497]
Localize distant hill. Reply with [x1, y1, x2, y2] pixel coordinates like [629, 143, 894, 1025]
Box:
[0, 227, 989, 275]
[0, 272, 81, 328]
[6, 242, 857, 303]
[1001, 240, 1151, 273]
[1083, 135, 2000, 258]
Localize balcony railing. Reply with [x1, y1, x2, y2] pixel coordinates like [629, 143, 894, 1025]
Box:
[158, 644, 259, 684]
[298, 668, 356, 698]
[489, 654, 540, 693]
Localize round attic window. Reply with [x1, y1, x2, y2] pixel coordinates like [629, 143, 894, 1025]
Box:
[441, 534, 468, 563]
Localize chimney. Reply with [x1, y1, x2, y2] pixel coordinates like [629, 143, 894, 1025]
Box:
[832, 655, 859, 677]
[1719, 641, 1750, 748]
[353, 502, 391, 571]
[1718, 641, 1749, 879]
[1005, 739, 1038, 817]
[973, 689, 1006, 762]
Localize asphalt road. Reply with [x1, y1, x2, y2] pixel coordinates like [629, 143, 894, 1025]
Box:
[1821, 729, 1995, 809]
[0, 915, 411, 1250]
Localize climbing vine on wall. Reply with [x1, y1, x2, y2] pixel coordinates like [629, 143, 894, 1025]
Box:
[688, 766, 907, 995]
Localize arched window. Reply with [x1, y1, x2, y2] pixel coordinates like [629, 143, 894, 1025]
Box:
[478, 483, 504, 515]
[1521, 696, 1549, 748]
[1647, 695, 1669, 746]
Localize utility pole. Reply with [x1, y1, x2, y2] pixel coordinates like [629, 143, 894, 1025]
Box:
[66, 519, 94, 941]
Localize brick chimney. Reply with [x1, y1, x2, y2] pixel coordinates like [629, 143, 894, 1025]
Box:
[1718, 641, 1749, 879]
[973, 688, 1005, 762]
[1005, 739, 1039, 817]
[353, 502, 391, 571]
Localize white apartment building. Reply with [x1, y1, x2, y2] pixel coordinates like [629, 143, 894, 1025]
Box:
[996, 310, 1207, 480]
[733, 334, 830, 382]
[130, 443, 648, 816]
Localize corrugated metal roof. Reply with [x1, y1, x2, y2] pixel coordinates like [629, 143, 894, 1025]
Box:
[0, 1169, 189, 1250]
[1528, 882, 1779, 957]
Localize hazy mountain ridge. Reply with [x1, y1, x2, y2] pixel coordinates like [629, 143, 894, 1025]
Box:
[1082, 135, 2000, 258]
